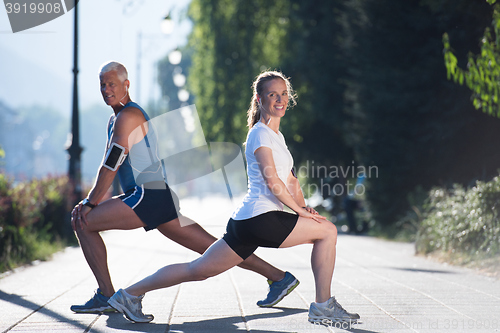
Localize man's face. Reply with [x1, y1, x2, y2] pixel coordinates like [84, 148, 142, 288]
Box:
[99, 71, 128, 106]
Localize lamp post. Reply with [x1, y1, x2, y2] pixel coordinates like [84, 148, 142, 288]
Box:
[67, 0, 83, 203]
[136, 14, 174, 104]
[111, 14, 174, 196]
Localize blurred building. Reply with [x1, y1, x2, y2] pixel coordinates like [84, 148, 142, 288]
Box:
[0, 101, 35, 179]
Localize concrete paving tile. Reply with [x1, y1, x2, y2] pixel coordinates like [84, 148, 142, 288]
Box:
[2, 225, 500, 332]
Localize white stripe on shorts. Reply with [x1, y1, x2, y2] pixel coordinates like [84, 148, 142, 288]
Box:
[122, 184, 145, 210]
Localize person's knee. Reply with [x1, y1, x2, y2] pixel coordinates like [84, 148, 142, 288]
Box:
[157, 220, 216, 255]
[74, 222, 100, 240]
[188, 262, 218, 281]
[74, 226, 88, 240]
[322, 221, 338, 243]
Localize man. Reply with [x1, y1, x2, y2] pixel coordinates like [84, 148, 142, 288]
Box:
[70, 61, 299, 313]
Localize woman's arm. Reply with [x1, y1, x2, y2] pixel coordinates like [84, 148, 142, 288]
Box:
[286, 171, 306, 208]
[254, 147, 324, 221]
[287, 170, 320, 215]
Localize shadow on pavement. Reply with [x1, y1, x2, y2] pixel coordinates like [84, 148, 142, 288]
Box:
[104, 312, 169, 332]
[106, 307, 384, 333]
[305, 320, 384, 333]
[0, 290, 107, 333]
[106, 306, 307, 332]
[390, 267, 456, 274]
[345, 327, 383, 333]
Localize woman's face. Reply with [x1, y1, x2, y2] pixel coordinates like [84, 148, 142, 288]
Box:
[259, 78, 289, 119]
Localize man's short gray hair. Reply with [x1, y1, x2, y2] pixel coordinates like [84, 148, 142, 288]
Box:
[99, 61, 128, 82]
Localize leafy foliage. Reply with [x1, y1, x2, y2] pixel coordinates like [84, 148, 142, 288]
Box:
[279, 0, 353, 166]
[339, 0, 500, 227]
[174, 0, 500, 232]
[416, 177, 500, 259]
[187, 0, 291, 144]
[0, 174, 75, 272]
[443, 0, 500, 116]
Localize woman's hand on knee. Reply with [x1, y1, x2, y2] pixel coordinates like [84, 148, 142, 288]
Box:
[303, 206, 319, 215]
[297, 207, 326, 222]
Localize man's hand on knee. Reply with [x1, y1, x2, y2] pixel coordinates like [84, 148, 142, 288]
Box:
[71, 202, 91, 231]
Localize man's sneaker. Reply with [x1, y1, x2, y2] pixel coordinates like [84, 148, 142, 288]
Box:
[108, 289, 154, 323]
[70, 289, 117, 313]
[257, 271, 300, 307]
[308, 297, 360, 324]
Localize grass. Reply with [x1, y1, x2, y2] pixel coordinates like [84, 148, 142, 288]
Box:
[422, 251, 500, 279]
[415, 180, 500, 258]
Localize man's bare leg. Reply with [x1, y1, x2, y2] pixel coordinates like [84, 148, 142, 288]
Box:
[75, 198, 146, 297]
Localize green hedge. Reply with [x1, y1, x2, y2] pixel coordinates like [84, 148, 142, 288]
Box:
[416, 175, 500, 260]
[0, 174, 76, 273]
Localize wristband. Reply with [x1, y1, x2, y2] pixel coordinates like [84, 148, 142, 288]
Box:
[82, 198, 96, 209]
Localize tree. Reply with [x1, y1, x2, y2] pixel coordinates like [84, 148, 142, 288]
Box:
[187, 0, 355, 200]
[185, 0, 500, 231]
[340, 0, 499, 228]
[280, 0, 354, 167]
[443, 0, 500, 116]
[188, 0, 291, 144]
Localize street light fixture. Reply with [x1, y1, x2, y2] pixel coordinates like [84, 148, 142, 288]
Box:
[178, 89, 190, 102]
[136, 13, 175, 104]
[161, 14, 174, 35]
[173, 72, 186, 87]
[168, 48, 182, 65]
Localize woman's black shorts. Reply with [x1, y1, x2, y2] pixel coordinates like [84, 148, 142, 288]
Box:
[222, 211, 299, 260]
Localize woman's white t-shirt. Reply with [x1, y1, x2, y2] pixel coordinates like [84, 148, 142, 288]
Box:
[231, 122, 294, 220]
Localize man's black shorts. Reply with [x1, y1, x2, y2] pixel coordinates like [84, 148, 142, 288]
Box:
[118, 183, 180, 231]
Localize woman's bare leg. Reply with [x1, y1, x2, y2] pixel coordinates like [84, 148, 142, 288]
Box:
[125, 239, 244, 296]
[279, 217, 337, 303]
[157, 216, 285, 281]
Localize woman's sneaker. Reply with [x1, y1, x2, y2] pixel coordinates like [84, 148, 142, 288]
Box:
[108, 289, 154, 323]
[70, 289, 117, 313]
[257, 271, 300, 307]
[308, 297, 360, 324]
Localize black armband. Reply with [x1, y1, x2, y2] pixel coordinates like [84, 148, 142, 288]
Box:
[103, 142, 127, 171]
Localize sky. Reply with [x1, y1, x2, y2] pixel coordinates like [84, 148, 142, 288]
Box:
[0, 0, 193, 182]
[0, 0, 193, 115]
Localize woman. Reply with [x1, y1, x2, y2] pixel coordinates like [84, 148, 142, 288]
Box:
[108, 71, 360, 325]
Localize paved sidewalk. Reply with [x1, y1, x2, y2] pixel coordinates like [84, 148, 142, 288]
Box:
[1, 218, 500, 332]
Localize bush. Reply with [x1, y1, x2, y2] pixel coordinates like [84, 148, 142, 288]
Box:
[416, 175, 500, 260]
[0, 174, 76, 272]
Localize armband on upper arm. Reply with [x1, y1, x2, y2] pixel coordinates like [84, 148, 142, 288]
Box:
[103, 142, 127, 171]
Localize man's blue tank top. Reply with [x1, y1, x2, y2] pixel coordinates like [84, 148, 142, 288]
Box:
[106, 101, 164, 193]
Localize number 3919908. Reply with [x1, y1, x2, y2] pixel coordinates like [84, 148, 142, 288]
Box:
[5, 2, 62, 14]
